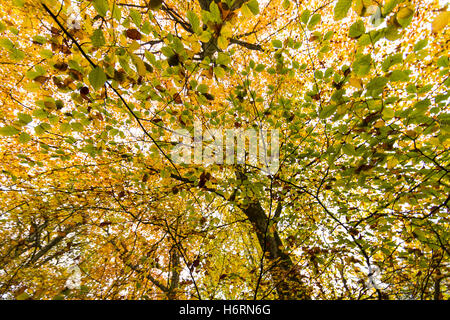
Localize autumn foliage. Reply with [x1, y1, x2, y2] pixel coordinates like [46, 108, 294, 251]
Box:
[0, 0, 449, 300]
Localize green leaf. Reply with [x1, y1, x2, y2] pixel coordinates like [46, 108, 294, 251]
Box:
[396, 7, 414, 28]
[271, 39, 282, 48]
[34, 123, 50, 135]
[32, 35, 46, 44]
[60, 123, 71, 133]
[0, 125, 20, 136]
[319, 105, 337, 119]
[91, 29, 105, 47]
[71, 122, 84, 132]
[381, 53, 403, 72]
[255, 64, 265, 72]
[353, 54, 372, 76]
[342, 143, 356, 156]
[12, 0, 25, 7]
[0, 38, 25, 61]
[10, 50, 25, 61]
[187, 11, 200, 34]
[300, 9, 310, 24]
[382, 0, 399, 16]
[141, 21, 151, 34]
[39, 49, 53, 59]
[93, 0, 109, 17]
[413, 228, 427, 241]
[414, 99, 430, 114]
[18, 132, 31, 144]
[216, 52, 231, 66]
[384, 26, 401, 41]
[18, 113, 32, 124]
[0, 38, 14, 50]
[112, 3, 122, 21]
[214, 66, 225, 78]
[16, 292, 30, 300]
[197, 84, 208, 94]
[209, 2, 221, 22]
[366, 77, 388, 90]
[334, 0, 352, 21]
[437, 56, 449, 68]
[389, 70, 409, 82]
[307, 14, 321, 30]
[247, 0, 260, 15]
[382, 107, 395, 120]
[324, 30, 334, 41]
[349, 20, 365, 38]
[129, 9, 142, 27]
[413, 39, 428, 52]
[32, 109, 48, 120]
[89, 67, 107, 91]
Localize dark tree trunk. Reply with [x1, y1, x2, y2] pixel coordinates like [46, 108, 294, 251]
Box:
[241, 197, 310, 299]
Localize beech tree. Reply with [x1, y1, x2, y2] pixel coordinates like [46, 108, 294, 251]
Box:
[0, 0, 448, 300]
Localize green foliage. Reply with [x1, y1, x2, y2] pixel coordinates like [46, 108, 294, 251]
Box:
[89, 67, 106, 91]
[334, 0, 352, 20]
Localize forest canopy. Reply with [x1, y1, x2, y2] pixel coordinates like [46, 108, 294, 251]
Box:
[0, 0, 449, 300]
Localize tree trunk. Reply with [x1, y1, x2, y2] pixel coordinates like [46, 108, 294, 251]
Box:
[241, 200, 310, 299]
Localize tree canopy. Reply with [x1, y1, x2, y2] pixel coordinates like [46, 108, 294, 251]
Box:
[0, 0, 449, 300]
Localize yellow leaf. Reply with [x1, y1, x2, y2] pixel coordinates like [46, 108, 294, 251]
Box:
[432, 11, 450, 33]
[128, 41, 140, 52]
[406, 129, 417, 138]
[217, 35, 229, 50]
[374, 119, 385, 128]
[199, 31, 212, 42]
[349, 77, 363, 89]
[221, 23, 233, 38]
[397, 7, 414, 20]
[214, 66, 225, 78]
[387, 156, 398, 169]
[131, 54, 146, 77]
[241, 4, 252, 18]
[337, 104, 348, 115]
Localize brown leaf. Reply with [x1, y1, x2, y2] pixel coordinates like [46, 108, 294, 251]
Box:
[155, 85, 166, 92]
[51, 27, 61, 35]
[99, 221, 112, 227]
[198, 172, 211, 188]
[94, 111, 104, 121]
[54, 62, 68, 71]
[33, 76, 49, 85]
[191, 258, 200, 268]
[173, 93, 183, 104]
[68, 69, 83, 81]
[168, 54, 180, 67]
[52, 77, 67, 89]
[126, 28, 142, 40]
[178, 115, 186, 126]
[80, 86, 89, 95]
[202, 93, 215, 101]
[113, 69, 127, 83]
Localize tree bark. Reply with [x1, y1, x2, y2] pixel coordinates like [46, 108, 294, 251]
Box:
[241, 200, 310, 299]
[235, 169, 309, 299]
